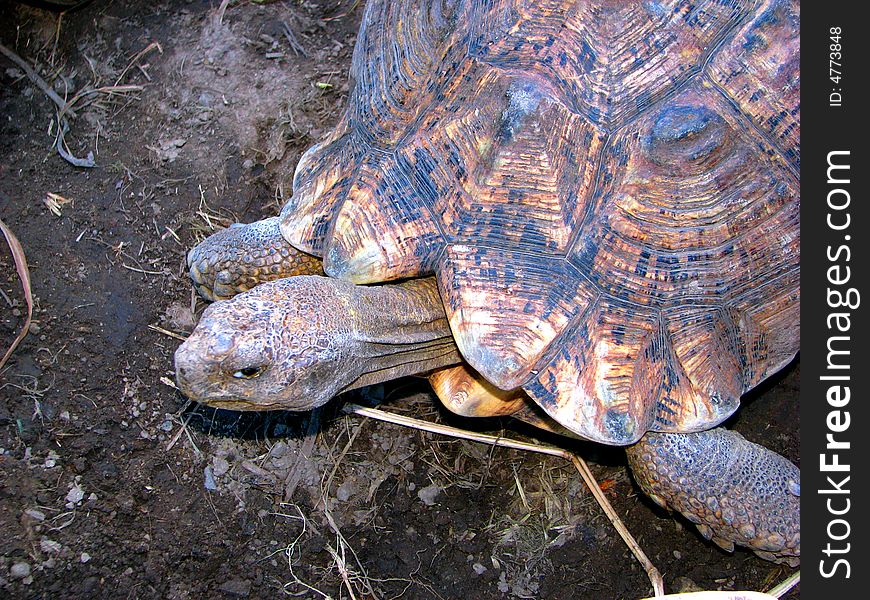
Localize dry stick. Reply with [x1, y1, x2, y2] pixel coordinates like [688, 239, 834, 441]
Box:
[0, 42, 77, 117]
[148, 324, 188, 342]
[55, 119, 95, 168]
[0, 42, 96, 167]
[54, 84, 143, 168]
[281, 22, 308, 57]
[343, 403, 665, 598]
[0, 219, 33, 371]
[215, 0, 233, 26]
[60, 84, 144, 119]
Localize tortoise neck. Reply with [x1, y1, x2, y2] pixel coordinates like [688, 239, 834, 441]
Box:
[339, 277, 463, 392]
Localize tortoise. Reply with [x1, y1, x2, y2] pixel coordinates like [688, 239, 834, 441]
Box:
[174, 0, 800, 567]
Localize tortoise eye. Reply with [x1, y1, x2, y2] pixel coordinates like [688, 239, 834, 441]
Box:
[233, 366, 264, 379]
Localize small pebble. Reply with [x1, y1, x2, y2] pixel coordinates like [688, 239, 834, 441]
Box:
[10, 561, 31, 580]
[204, 466, 218, 490]
[66, 484, 85, 505]
[417, 484, 442, 506]
[219, 579, 252, 597]
[24, 508, 45, 521]
[335, 477, 356, 502]
[213, 456, 230, 478]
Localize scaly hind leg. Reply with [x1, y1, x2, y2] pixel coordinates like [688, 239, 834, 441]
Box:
[187, 216, 323, 301]
[626, 429, 800, 566]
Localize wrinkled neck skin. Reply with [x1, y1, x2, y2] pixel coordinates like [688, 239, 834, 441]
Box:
[339, 277, 462, 393]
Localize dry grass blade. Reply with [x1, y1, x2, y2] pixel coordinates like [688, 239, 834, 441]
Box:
[765, 571, 800, 598]
[215, 0, 233, 26]
[44, 192, 72, 216]
[114, 42, 163, 87]
[0, 218, 33, 371]
[58, 84, 144, 123]
[343, 403, 664, 598]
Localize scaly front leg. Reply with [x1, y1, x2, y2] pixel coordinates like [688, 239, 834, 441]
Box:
[187, 216, 323, 300]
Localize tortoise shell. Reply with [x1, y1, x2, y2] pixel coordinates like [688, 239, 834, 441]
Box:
[279, 0, 800, 445]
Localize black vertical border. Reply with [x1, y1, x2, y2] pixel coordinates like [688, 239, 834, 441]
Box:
[801, 3, 868, 596]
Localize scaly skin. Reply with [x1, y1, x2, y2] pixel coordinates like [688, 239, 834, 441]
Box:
[188, 217, 323, 300]
[626, 429, 800, 566]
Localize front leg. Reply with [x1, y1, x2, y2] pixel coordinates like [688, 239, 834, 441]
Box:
[626, 428, 800, 566]
[187, 216, 323, 300]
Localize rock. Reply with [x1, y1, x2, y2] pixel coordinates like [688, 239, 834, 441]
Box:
[24, 508, 46, 521]
[674, 576, 703, 593]
[417, 484, 442, 506]
[497, 571, 510, 593]
[66, 484, 85, 506]
[10, 561, 31, 580]
[204, 466, 218, 490]
[336, 478, 357, 502]
[219, 579, 252, 597]
[213, 456, 230, 478]
[40, 539, 62, 553]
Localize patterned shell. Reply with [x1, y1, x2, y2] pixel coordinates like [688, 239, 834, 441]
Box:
[279, 0, 800, 445]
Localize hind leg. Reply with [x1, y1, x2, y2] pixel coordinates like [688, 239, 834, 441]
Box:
[626, 428, 800, 566]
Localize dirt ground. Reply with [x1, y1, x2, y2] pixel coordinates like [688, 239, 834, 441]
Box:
[0, 1, 800, 598]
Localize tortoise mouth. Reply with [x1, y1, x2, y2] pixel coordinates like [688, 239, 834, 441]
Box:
[194, 397, 292, 412]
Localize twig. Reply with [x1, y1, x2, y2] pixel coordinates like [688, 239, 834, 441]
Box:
[0, 42, 77, 117]
[273, 504, 331, 599]
[165, 413, 193, 452]
[58, 84, 144, 123]
[281, 22, 308, 57]
[343, 403, 665, 598]
[0, 218, 33, 371]
[121, 263, 164, 275]
[215, 0, 233, 26]
[55, 119, 95, 168]
[323, 0, 361, 22]
[148, 324, 188, 341]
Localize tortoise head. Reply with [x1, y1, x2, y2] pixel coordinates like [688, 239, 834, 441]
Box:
[174, 276, 358, 411]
